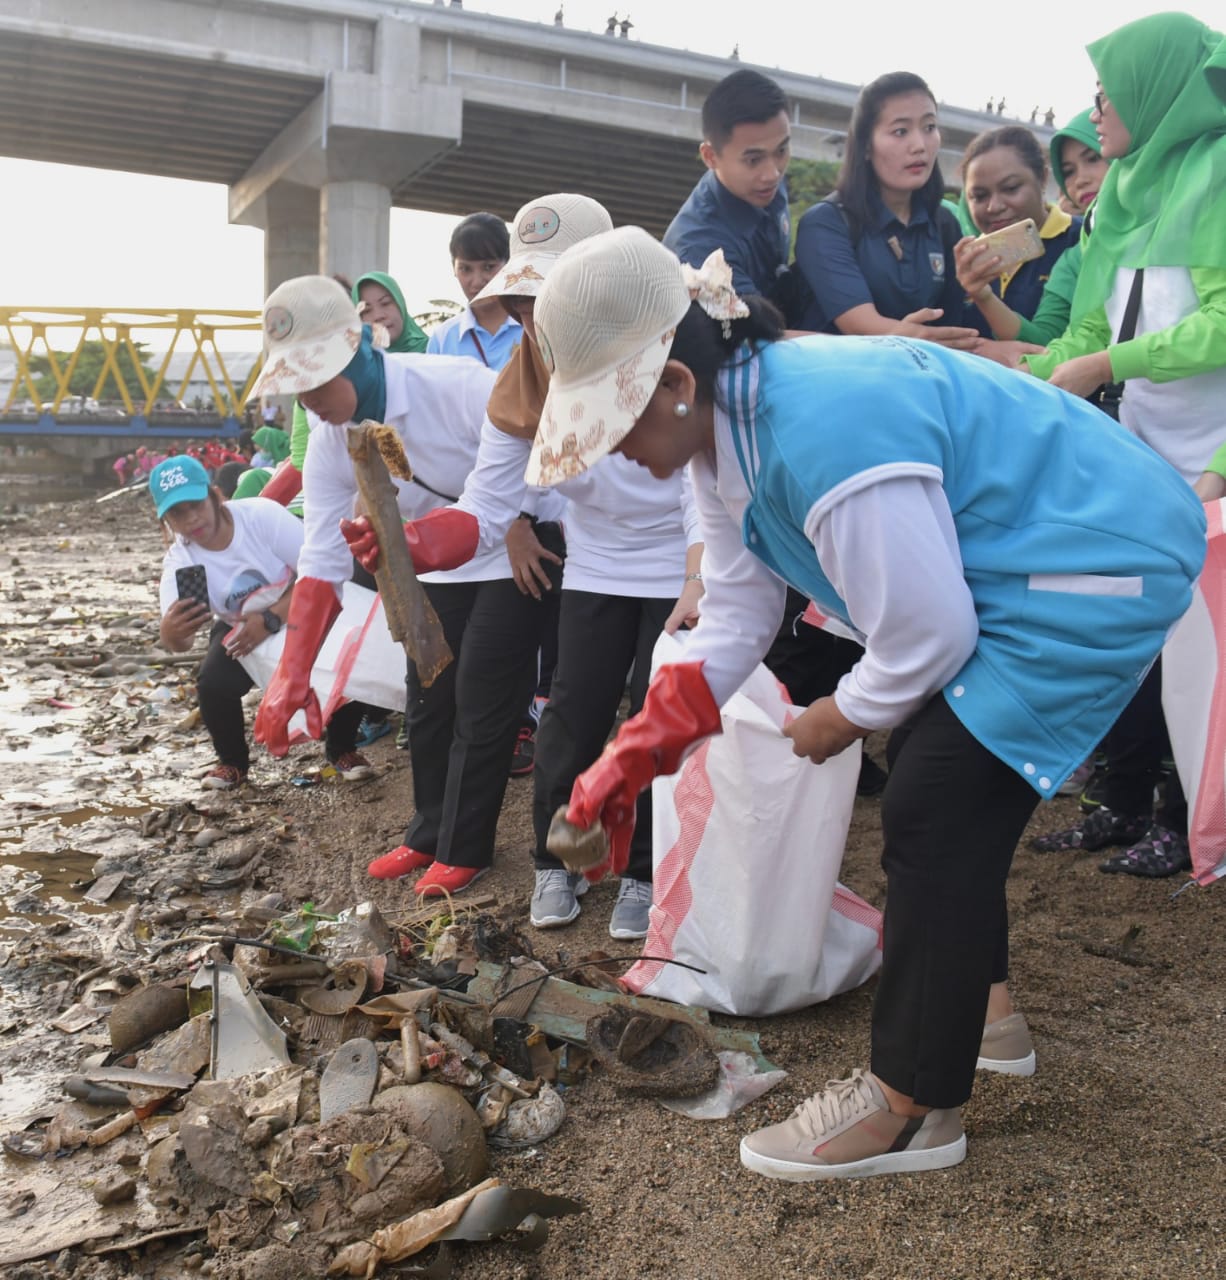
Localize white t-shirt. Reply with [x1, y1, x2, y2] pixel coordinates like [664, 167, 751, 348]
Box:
[158, 498, 304, 623]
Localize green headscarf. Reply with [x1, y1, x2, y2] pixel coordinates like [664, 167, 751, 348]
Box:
[1049, 110, 1102, 200]
[1207, 36, 1226, 103]
[351, 272, 428, 354]
[252, 426, 290, 464]
[232, 467, 271, 500]
[1070, 11, 1226, 325]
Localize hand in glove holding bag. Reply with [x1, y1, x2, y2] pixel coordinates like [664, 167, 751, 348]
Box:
[253, 577, 342, 757]
[566, 662, 722, 879]
[340, 507, 480, 576]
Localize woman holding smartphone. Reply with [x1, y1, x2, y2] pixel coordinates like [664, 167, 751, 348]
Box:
[954, 126, 1083, 342]
[792, 71, 980, 348]
[153, 454, 370, 789]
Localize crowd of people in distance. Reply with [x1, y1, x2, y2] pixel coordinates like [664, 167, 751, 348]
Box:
[146, 10, 1226, 1185]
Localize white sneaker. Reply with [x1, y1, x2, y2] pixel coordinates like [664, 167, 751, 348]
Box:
[740, 1070, 966, 1182]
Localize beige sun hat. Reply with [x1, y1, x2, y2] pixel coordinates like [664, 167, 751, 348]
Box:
[525, 226, 692, 487]
[249, 275, 363, 399]
[474, 194, 614, 304]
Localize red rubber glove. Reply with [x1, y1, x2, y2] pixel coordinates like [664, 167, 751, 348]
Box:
[253, 577, 342, 757]
[567, 662, 722, 880]
[260, 460, 303, 506]
[340, 508, 480, 575]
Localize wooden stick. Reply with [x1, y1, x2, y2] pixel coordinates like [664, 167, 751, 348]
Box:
[346, 421, 452, 687]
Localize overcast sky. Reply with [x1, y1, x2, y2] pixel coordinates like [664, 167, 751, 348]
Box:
[1, 0, 1219, 332]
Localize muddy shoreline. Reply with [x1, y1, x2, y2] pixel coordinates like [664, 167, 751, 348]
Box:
[1, 495, 1223, 1279]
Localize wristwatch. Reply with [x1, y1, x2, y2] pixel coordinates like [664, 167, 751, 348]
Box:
[261, 609, 283, 634]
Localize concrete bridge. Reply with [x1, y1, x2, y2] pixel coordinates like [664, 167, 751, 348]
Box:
[0, 0, 1029, 294]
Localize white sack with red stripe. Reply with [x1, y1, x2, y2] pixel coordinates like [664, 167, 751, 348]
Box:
[1162, 497, 1226, 885]
[622, 632, 883, 1015]
[240, 582, 406, 732]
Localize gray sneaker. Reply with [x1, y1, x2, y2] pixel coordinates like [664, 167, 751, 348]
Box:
[976, 1012, 1036, 1076]
[608, 877, 653, 941]
[530, 869, 589, 928]
[739, 1069, 966, 1181]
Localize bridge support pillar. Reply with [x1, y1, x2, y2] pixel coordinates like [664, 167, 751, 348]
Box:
[321, 180, 392, 282]
[235, 180, 322, 296]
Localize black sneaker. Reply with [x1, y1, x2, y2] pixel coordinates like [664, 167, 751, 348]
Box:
[1078, 766, 1110, 813]
[1029, 805, 1150, 853]
[509, 726, 535, 778]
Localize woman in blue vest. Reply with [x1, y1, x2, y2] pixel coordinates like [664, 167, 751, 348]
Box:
[524, 227, 1204, 1183]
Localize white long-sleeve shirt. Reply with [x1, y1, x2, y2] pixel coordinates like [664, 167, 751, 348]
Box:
[458, 427, 699, 598]
[681, 404, 978, 726]
[297, 350, 508, 587]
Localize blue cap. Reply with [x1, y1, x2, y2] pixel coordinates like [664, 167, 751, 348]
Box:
[149, 455, 211, 518]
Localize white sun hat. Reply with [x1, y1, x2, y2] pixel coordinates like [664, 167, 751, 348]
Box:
[250, 275, 363, 399]
[525, 227, 693, 487]
[474, 194, 615, 304]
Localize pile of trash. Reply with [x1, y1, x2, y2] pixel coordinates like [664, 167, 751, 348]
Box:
[1, 889, 784, 1277]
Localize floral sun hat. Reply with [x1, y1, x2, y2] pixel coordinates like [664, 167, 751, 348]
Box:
[250, 275, 363, 399]
[525, 227, 747, 486]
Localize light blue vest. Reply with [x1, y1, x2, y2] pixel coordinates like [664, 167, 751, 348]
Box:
[723, 336, 1205, 796]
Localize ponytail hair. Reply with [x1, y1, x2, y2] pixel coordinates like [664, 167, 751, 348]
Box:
[668, 295, 785, 408]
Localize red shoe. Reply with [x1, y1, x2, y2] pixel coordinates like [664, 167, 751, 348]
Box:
[367, 845, 434, 880]
[414, 862, 489, 898]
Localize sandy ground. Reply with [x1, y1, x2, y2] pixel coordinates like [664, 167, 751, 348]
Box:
[2, 493, 1224, 1279]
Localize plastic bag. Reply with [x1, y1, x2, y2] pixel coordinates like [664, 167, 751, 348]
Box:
[622, 632, 882, 1015]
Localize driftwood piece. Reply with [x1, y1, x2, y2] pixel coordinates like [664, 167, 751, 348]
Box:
[347, 420, 452, 686]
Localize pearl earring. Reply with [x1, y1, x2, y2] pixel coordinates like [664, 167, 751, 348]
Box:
[673, 402, 690, 418]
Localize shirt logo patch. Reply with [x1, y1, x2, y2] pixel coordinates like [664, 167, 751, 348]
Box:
[518, 206, 561, 244]
[930, 253, 945, 278]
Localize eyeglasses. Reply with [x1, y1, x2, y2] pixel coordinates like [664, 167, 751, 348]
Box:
[1094, 91, 1109, 115]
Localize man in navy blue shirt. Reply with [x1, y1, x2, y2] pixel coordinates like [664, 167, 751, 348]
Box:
[663, 70, 792, 304]
[663, 69, 885, 795]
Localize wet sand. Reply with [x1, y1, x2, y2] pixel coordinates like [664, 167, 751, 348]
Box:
[1, 494, 1224, 1279]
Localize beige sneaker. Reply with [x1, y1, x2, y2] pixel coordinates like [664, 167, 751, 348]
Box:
[739, 1069, 966, 1181]
[977, 1012, 1036, 1077]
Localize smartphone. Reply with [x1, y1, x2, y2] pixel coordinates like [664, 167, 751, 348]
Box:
[174, 564, 210, 611]
[971, 218, 1044, 274]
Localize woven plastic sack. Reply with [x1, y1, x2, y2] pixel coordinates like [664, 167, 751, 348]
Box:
[622, 633, 882, 1014]
[1162, 497, 1226, 884]
[239, 582, 406, 736]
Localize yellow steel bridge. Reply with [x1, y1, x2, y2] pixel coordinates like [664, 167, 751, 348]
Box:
[1, 306, 263, 423]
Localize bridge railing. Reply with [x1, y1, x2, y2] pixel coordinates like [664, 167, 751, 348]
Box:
[0, 307, 264, 419]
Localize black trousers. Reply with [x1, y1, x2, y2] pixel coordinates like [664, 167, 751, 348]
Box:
[197, 621, 364, 769]
[870, 696, 1039, 1109]
[1100, 658, 1186, 827]
[763, 586, 863, 706]
[404, 524, 565, 868]
[531, 590, 674, 882]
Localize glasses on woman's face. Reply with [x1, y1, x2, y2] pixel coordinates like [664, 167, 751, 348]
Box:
[1094, 91, 1109, 115]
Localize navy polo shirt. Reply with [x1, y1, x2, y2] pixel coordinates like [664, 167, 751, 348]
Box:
[663, 170, 791, 299]
[794, 193, 969, 333]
